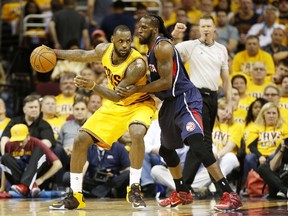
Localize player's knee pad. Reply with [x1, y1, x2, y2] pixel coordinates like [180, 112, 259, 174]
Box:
[185, 133, 216, 167]
[159, 146, 180, 167]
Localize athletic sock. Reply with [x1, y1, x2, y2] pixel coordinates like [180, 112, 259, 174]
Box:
[216, 177, 233, 193]
[174, 177, 189, 193]
[129, 167, 142, 186]
[70, 173, 83, 193]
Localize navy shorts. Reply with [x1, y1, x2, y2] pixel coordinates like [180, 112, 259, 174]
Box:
[159, 88, 203, 150]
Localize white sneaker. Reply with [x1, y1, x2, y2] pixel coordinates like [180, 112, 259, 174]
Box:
[276, 191, 286, 198]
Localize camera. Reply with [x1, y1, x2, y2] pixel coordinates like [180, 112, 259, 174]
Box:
[93, 169, 109, 183]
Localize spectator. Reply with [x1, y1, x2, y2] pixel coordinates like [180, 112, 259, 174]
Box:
[55, 72, 77, 118]
[230, 0, 262, 52]
[64, 142, 130, 198]
[188, 24, 201, 40]
[212, 97, 242, 174]
[87, 0, 113, 31]
[214, 0, 234, 21]
[247, 5, 285, 47]
[87, 60, 106, 85]
[200, 0, 215, 17]
[161, 0, 176, 27]
[232, 35, 275, 78]
[87, 94, 102, 118]
[262, 28, 288, 64]
[0, 98, 11, 137]
[57, 99, 89, 157]
[243, 102, 288, 191]
[263, 84, 288, 120]
[100, 0, 135, 42]
[277, 0, 288, 27]
[181, 0, 202, 24]
[41, 95, 66, 140]
[231, 87, 247, 124]
[258, 140, 288, 198]
[166, 8, 193, 42]
[231, 74, 255, 118]
[48, 0, 90, 49]
[0, 124, 62, 196]
[271, 59, 288, 85]
[1, 94, 55, 154]
[243, 97, 268, 138]
[215, 9, 239, 55]
[246, 61, 272, 98]
[279, 75, 288, 110]
[91, 29, 108, 48]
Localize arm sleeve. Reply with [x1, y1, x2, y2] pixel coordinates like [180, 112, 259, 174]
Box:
[248, 138, 262, 159]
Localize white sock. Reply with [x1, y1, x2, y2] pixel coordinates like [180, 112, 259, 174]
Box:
[130, 167, 142, 186]
[70, 173, 83, 193]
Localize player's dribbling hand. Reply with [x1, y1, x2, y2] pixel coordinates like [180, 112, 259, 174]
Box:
[171, 23, 187, 38]
[115, 85, 137, 97]
[74, 75, 95, 90]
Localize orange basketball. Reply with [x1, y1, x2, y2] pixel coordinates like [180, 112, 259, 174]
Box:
[30, 46, 57, 73]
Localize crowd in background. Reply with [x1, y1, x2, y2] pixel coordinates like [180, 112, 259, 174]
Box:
[0, 0, 287, 199]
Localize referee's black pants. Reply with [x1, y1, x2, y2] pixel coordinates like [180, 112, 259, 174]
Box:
[183, 90, 218, 187]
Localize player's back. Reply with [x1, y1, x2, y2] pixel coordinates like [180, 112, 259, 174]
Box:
[147, 37, 195, 100]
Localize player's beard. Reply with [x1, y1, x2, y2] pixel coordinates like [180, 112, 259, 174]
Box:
[114, 47, 130, 58]
[139, 32, 153, 45]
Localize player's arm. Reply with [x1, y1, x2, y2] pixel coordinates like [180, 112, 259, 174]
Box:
[75, 58, 147, 101]
[123, 41, 173, 94]
[138, 41, 173, 92]
[52, 43, 109, 63]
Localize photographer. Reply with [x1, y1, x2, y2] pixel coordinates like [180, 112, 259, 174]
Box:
[64, 141, 130, 198]
[258, 139, 288, 198]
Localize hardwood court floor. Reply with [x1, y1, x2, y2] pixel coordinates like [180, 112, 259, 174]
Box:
[0, 197, 287, 216]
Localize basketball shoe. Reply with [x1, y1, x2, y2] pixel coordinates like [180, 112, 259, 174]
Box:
[126, 183, 146, 208]
[31, 183, 41, 198]
[11, 184, 29, 196]
[158, 190, 193, 207]
[214, 192, 243, 211]
[49, 188, 86, 210]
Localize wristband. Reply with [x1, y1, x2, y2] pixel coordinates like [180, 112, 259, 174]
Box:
[89, 81, 96, 90]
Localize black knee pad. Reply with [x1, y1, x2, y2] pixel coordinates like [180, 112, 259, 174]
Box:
[159, 146, 180, 167]
[185, 133, 216, 167]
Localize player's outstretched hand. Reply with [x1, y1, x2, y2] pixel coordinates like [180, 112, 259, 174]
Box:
[115, 85, 137, 97]
[74, 75, 95, 90]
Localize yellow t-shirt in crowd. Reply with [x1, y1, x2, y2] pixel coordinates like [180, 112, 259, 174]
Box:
[245, 123, 288, 156]
[232, 49, 275, 78]
[55, 94, 75, 117]
[212, 122, 244, 154]
[0, 117, 11, 137]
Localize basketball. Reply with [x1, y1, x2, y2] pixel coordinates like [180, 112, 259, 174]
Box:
[30, 45, 57, 73]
